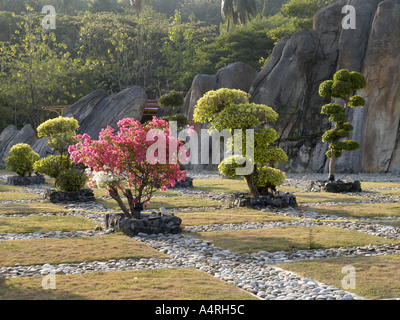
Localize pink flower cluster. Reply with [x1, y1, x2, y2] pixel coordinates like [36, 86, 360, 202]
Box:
[68, 117, 189, 206]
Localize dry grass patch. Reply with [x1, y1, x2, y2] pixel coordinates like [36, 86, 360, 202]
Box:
[193, 178, 300, 194]
[192, 226, 399, 254]
[294, 192, 365, 204]
[0, 184, 25, 192]
[179, 208, 292, 226]
[304, 202, 400, 219]
[0, 268, 257, 300]
[0, 215, 98, 234]
[277, 255, 400, 300]
[361, 182, 400, 189]
[367, 189, 400, 197]
[92, 188, 178, 198]
[0, 192, 40, 201]
[0, 202, 67, 215]
[0, 233, 167, 267]
[96, 196, 223, 211]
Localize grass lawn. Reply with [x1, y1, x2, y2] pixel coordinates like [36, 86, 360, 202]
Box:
[0, 268, 257, 300]
[0, 233, 168, 267]
[92, 188, 179, 198]
[0, 215, 98, 234]
[179, 208, 292, 226]
[0, 202, 67, 215]
[193, 178, 301, 194]
[96, 196, 224, 211]
[0, 184, 25, 192]
[0, 192, 40, 201]
[367, 189, 400, 197]
[361, 182, 400, 189]
[294, 192, 365, 204]
[303, 202, 400, 219]
[277, 255, 400, 300]
[192, 226, 400, 254]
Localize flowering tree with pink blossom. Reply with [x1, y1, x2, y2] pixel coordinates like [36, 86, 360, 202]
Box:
[68, 117, 189, 219]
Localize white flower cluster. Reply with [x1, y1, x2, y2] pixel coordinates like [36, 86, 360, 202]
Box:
[87, 169, 120, 188]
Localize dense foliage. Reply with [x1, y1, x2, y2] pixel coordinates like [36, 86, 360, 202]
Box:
[34, 116, 88, 190]
[0, 0, 334, 132]
[5, 143, 40, 176]
[319, 69, 367, 181]
[194, 88, 287, 196]
[158, 90, 185, 108]
[69, 117, 189, 218]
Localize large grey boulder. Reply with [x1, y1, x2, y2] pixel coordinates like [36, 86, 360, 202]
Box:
[64, 86, 147, 139]
[0, 86, 148, 166]
[250, 0, 400, 174]
[0, 124, 37, 168]
[183, 62, 258, 126]
[182, 62, 258, 170]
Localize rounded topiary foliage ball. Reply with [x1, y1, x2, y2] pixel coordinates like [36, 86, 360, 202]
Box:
[5, 143, 39, 177]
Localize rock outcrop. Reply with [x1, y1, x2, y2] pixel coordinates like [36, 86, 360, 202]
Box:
[0, 124, 38, 168]
[64, 86, 147, 139]
[182, 62, 259, 170]
[250, 0, 400, 174]
[183, 62, 259, 127]
[0, 86, 147, 167]
[184, 0, 400, 174]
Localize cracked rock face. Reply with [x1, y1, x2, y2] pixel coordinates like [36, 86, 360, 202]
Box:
[253, 0, 400, 175]
[184, 0, 400, 175]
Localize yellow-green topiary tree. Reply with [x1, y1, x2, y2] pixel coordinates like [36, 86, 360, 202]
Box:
[33, 116, 87, 191]
[194, 88, 287, 197]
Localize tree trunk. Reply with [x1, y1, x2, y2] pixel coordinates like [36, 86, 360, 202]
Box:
[245, 175, 260, 197]
[329, 150, 336, 182]
[109, 187, 132, 219]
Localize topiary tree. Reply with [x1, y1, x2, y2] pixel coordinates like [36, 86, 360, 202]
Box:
[159, 113, 188, 131]
[33, 116, 87, 191]
[193, 88, 288, 197]
[6, 143, 39, 177]
[319, 69, 367, 182]
[158, 90, 185, 109]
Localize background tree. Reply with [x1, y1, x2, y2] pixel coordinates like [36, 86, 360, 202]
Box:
[281, 0, 336, 29]
[319, 69, 367, 182]
[194, 88, 288, 197]
[0, 6, 97, 129]
[130, 0, 145, 16]
[221, 0, 258, 32]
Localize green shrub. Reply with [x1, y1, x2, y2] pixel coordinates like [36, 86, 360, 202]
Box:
[159, 113, 188, 129]
[33, 155, 71, 180]
[5, 143, 39, 177]
[158, 91, 184, 108]
[56, 168, 88, 191]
